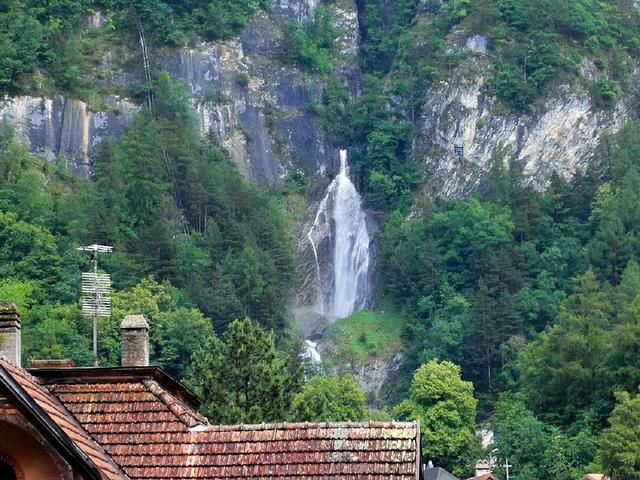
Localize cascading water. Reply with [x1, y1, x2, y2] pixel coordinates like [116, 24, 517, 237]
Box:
[331, 150, 371, 318]
[303, 149, 371, 363]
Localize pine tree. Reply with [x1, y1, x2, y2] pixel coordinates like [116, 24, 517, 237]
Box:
[187, 319, 302, 424]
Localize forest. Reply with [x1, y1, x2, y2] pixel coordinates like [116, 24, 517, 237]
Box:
[2, 0, 640, 479]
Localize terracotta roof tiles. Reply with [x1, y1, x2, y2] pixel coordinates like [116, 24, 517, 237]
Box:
[0, 364, 422, 480]
[40, 375, 419, 480]
[0, 359, 127, 480]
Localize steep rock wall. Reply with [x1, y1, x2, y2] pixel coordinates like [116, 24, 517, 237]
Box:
[415, 41, 634, 197]
[0, 1, 360, 183]
[0, 96, 136, 176]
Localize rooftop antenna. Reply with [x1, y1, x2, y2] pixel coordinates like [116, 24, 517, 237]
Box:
[77, 244, 113, 367]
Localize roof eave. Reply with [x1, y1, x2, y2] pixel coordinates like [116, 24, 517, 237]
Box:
[0, 364, 103, 480]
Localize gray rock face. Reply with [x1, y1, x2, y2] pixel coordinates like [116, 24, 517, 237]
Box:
[0, 95, 136, 176]
[325, 352, 404, 407]
[0, 1, 360, 183]
[415, 54, 631, 197]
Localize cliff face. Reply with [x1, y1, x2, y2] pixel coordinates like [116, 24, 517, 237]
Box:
[0, 0, 360, 183]
[1, 7, 633, 194]
[415, 37, 634, 197]
[0, 95, 136, 176]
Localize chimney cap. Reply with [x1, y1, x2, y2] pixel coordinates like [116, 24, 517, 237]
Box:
[0, 302, 21, 327]
[121, 314, 149, 330]
[0, 302, 20, 316]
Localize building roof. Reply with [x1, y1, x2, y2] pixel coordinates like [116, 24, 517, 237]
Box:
[1, 362, 420, 480]
[424, 467, 460, 480]
[583, 475, 609, 480]
[467, 474, 498, 480]
[0, 359, 127, 480]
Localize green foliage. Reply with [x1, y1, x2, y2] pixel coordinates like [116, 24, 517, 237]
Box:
[394, 360, 479, 476]
[22, 304, 92, 366]
[289, 375, 367, 422]
[491, 393, 599, 480]
[92, 73, 297, 332]
[600, 391, 640, 480]
[322, 309, 404, 366]
[282, 5, 341, 73]
[108, 278, 214, 379]
[483, 0, 639, 109]
[519, 272, 613, 424]
[187, 318, 302, 424]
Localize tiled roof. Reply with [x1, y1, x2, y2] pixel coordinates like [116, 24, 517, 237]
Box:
[424, 467, 459, 480]
[39, 373, 419, 480]
[0, 359, 127, 480]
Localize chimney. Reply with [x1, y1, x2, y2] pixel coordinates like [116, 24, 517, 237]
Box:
[120, 315, 149, 367]
[0, 302, 21, 366]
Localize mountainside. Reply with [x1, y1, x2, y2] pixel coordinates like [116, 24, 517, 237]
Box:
[2, 1, 640, 477]
[0, 1, 359, 181]
[2, 1, 637, 190]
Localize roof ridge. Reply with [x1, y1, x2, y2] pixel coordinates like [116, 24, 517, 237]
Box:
[142, 379, 208, 429]
[197, 420, 418, 432]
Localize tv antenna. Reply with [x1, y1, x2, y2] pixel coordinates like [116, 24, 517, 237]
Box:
[78, 244, 113, 367]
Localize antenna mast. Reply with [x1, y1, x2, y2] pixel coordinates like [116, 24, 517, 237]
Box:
[78, 244, 113, 367]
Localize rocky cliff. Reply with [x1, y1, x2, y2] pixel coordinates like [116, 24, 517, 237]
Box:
[415, 33, 635, 197]
[0, 0, 360, 183]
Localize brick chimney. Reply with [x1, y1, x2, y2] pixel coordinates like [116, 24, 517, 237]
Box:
[120, 315, 149, 367]
[0, 302, 21, 366]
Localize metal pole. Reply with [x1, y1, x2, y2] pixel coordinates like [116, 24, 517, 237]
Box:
[92, 252, 98, 367]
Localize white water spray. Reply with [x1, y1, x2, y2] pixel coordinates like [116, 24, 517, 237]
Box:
[332, 150, 371, 318]
[306, 150, 371, 320]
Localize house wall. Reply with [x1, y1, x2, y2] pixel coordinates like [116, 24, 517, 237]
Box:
[0, 411, 73, 480]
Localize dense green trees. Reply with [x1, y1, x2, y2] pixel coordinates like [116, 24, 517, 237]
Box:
[187, 318, 301, 424]
[394, 360, 479, 476]
[92, 72, 296, 332]
[289, 375, 367, 422]
[600, 392, 640, 480]
[373, 119, 640, 476]
[0, 73, 297, 384]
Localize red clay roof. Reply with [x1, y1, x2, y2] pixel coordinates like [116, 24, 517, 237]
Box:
[34, 369, 419, 480]
[0, 359, 127, 480]
[0, 363, 420, 480]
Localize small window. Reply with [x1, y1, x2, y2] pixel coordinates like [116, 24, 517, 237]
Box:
[0, 460, 17, 480]
[453, 145, 464, 157]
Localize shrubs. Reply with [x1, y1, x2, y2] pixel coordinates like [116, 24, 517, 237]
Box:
[281, 6, 341, 74]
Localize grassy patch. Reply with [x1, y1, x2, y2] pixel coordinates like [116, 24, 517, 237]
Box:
[322, 309, 404, 367]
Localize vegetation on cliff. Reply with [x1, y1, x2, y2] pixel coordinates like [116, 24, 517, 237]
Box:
[2, 0, 640, 478]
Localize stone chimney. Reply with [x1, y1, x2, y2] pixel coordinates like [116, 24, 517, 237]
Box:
[120, 315, 149, 367]
[0, 302, 21, 366]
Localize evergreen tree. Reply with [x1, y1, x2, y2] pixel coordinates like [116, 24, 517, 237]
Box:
[519, 271, 613, 424]
[600, 391, 640, 480]
[187, 319, 302, 424]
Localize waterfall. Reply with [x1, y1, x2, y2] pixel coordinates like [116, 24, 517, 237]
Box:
[306, 149, 371, 321]
[332, 150, 371, 318]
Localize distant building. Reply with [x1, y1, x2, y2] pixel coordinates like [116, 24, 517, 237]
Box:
[0, 302, 422, 480]
[474, 460, 493, 477]
[466, 474, 499, 480]
[425, 466, 460, 480]
[583, 475, 610, 480]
